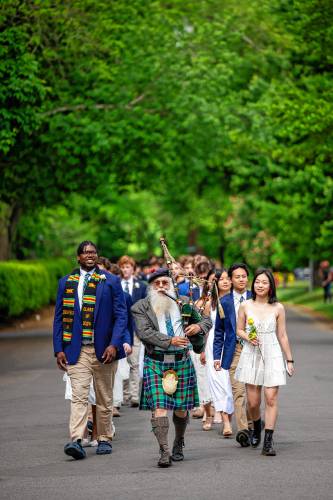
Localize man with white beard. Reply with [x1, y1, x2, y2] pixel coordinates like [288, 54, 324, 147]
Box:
[131, 268, 212, 468]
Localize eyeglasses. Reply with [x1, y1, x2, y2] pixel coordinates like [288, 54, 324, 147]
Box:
[81, 251, 97, 256]
[153, 279, 170, 287]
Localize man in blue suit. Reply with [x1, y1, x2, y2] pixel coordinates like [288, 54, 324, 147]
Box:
[118, 255, 147, 407]
[53, 241, 128, 460]
[213, 263, 252, 447]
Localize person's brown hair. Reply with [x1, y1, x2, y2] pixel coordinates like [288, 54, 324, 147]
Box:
[110, 263, 122, 276]
[97, 256, 111, 271]
[117, 255, 136, 269]
[178, 255, 194, 267]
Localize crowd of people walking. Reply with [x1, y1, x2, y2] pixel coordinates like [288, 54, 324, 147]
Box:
[53, 240, 294, 465]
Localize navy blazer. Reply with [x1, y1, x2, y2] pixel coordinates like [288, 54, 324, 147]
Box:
[53, 270, 128, 365]
[131, 278, 147, 304]
[177, 280, 200, 301]
[213, 290, 252, 370]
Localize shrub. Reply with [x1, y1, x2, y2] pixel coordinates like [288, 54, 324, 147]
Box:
[0, 258, 72, 318]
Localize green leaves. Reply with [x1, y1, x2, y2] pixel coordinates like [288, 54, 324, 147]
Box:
[1, 0, 332, 266]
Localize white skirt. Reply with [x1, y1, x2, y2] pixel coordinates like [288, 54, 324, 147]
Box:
[190, 350, 212, 404]
[207, 365, 234, 414]
[235, 342, 286, 387]
[205, 317, 234, 415]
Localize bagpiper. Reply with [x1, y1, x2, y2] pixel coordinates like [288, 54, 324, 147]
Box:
[131, 267, 212, 467]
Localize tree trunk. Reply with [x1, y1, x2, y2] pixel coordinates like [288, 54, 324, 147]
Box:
[308, 258, 314, 292]
[0, 203, 11, 260]
[187, 228, 198, 254]
[0, 202, 21, 260]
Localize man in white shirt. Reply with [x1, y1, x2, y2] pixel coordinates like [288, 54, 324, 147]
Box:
[118, 255, 147, 407]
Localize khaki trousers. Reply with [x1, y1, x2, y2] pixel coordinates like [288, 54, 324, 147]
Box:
[123, 334, 141, 402]
[229, 344, 248, 431]
[67, 346, 118, 442]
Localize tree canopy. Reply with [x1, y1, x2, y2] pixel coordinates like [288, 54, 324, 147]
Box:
[1, 0, 332, 267]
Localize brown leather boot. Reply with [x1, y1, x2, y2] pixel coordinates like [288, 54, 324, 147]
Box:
[151, 417, 172, 467]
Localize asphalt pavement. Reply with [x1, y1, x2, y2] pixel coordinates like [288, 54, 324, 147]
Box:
[1, 308, 333, 500]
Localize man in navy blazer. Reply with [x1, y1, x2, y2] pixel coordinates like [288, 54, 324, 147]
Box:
[118, 255, 147, 406]
[213, 263, 252, 447]
[53, 241, 128, 460]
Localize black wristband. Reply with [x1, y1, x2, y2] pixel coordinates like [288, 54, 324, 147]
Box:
[286, 360, 294, 363]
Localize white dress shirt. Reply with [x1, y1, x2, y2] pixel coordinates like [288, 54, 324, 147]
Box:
[78, 268, 95, 310]
[233, 290, 248, 318]
[233, 290, 248, 340]
[121, 276, 134, 296]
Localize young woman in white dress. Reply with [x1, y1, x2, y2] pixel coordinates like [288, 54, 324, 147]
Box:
[198, 269, 234, 435]
[235, 268, 294, 455]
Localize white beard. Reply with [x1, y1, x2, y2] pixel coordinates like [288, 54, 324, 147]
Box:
[148, 286, 177, 318]
[149, 285, 184, 337]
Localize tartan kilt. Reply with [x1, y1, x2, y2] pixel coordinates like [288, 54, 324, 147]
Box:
[140, 353, 199, 411]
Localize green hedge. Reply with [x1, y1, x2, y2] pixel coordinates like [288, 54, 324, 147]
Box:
[0, 258, 72, 318]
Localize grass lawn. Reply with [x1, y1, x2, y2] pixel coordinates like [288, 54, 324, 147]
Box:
[277, 282, 333, 320]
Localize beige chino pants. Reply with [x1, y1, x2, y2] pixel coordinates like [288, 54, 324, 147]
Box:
[123, 334, 141, 403]
[67, 346, 118, 442]
[229, 344, 248, 431]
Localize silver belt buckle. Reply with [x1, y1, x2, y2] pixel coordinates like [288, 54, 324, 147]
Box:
[164, 354, 175, 363]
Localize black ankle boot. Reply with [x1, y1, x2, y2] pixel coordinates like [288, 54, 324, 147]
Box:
[251, 418, 262, 448]
[261, 429, 276, 456]
[171, 413, 188, 462]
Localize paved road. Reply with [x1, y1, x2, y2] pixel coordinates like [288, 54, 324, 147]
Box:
[1, 309, 333, 500]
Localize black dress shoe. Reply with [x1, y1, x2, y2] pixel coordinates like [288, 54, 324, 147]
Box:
[130, 401, 139, 408]
[236, 429, 251, 447]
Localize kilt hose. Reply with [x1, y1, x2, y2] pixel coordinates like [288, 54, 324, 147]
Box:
[140, 353, 199, 411]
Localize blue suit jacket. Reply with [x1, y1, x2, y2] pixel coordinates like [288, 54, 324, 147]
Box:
[53, 271, 128, 365]
[131, 278, 147, 304]
[177, 280, 200, 301]
[213, 290, 252, 370]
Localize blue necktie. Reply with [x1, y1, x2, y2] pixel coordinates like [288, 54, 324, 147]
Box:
[240, 295, 245, 303]
[124, 281, 130, 294]
[165, 312, 175, 337]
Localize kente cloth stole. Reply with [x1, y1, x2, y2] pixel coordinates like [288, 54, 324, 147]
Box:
[62, 268, 101, 343]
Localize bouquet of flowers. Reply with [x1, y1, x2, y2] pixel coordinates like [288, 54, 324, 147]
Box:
[247, 317, 264, 363]
[247, 318, 257, 341]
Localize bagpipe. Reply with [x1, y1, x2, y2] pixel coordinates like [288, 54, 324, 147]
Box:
[159, 237, 215, 353]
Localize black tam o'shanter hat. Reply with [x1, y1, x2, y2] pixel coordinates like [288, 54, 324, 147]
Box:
[148, 268, 170, 284]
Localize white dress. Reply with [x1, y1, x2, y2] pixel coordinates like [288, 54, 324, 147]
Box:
[190, 350, 212, 404]
[206, 309, 234, 414]
[235, 310, 286, 387]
